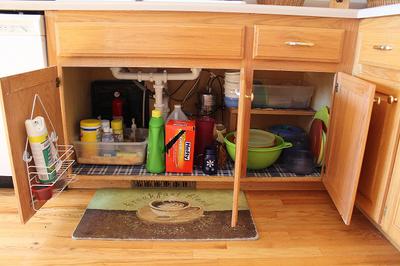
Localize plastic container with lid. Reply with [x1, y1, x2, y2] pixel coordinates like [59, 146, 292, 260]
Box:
[80, 119, 101, 142]
[252, 85, 314, 109]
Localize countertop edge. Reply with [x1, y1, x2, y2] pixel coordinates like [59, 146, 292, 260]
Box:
[0, 1, 399, 19]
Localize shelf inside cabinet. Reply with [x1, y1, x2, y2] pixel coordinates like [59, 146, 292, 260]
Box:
[72, 162, 321, 183]
[228, 108, 316, 116]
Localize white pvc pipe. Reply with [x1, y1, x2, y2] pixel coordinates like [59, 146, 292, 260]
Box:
[110, 67, 202, 117]
[110, 67, 201, 82]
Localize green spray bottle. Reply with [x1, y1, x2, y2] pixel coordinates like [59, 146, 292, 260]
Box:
[146, 109, 165, 173]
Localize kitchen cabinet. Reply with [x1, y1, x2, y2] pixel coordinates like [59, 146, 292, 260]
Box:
[352, 15, 400, 249]
[0, 11, 378, 228]
[357, 90, 400, 224]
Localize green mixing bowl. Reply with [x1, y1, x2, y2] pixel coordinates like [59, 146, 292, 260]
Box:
[224, 131, 292, 170]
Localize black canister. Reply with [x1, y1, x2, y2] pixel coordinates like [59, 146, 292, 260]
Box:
[203, 146, 218, 175]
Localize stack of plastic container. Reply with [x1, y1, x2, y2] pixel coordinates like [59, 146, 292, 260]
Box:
[224, 72, 240, 108]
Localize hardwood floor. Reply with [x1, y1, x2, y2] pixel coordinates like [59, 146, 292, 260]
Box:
[0, 188, 399, 265]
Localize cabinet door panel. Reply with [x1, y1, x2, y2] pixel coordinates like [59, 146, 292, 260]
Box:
[0, 67, 63, 223]
[382, 143, 400, 250]
[323, 72, 375, 225]
[357, 90, 400, 223]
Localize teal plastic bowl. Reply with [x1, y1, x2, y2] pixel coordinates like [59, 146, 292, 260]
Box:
[224, 131, 292, 170]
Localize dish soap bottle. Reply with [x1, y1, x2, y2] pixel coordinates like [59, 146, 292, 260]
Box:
[146, 109, 165, 173]
[166, 104, 188, 122]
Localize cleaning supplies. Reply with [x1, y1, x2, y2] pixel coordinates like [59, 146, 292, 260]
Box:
[166, 104, 188, 122]
[25, 116, 58, 183]
[111, 119, 123, 142]
[112, 91, 123, 120]
[146, 109, 165, 173]
[80, 119, 101, 142]
[165, 120, 196, 173]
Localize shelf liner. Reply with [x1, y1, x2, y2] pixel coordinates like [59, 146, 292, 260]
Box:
[73, 161, 321, 178]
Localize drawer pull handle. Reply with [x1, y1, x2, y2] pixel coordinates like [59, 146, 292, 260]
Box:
[374, 97, 381, 105]
[285, 41, 315, 47]
[373, 45, 393, 51]
[387, 96, 398, 104]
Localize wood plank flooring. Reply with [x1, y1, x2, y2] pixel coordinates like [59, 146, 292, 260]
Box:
[0, 188, 399, 265]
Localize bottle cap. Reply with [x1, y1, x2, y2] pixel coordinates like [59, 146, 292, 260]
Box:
[101, 119, 110, 129]
[152, 109, 162, 118]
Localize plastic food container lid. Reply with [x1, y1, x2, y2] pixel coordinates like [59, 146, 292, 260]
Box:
[80, 119, 101, 128]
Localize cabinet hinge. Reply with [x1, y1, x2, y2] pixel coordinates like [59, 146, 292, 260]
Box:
[56, 77, 61, 88]
[383, 205, 388, 217]
[335, 83, 340, 93]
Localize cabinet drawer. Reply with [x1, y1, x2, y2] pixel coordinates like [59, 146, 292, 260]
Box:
[358, 16, 400, 71]
[55, 22, 244, 59]
[253, 25, 345, 63]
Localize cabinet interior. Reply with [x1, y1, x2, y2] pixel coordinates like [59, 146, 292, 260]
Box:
[63, 67, 334, 179]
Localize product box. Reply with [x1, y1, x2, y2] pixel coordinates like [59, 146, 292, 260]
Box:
[165, 120, 196, 173]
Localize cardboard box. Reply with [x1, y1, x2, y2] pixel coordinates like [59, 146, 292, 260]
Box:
[165, 120, 196, 173]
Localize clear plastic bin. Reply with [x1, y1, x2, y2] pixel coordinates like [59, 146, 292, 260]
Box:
[252, 85, 314, 109]
[74, 128, 148, 165]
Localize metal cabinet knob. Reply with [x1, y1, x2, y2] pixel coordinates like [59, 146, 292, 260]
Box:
[373, 45, 393, 51]
[244, 93, 254, 101]
[387, 95, 398, 104]
[374, 97, 381, 105]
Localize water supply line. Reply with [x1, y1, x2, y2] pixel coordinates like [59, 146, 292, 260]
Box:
[110, 67, 202, 117]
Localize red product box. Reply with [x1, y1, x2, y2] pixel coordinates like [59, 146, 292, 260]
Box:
[165, 120, 196, 173]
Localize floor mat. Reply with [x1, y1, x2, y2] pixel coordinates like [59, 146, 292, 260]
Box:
[73, 188, 258, 241]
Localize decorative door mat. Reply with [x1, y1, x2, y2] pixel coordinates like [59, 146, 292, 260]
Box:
[73, 189, 258, 241]
[73, 161, 321, 178]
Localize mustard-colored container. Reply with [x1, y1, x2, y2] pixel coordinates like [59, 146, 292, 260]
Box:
[80, 119, 101, 157]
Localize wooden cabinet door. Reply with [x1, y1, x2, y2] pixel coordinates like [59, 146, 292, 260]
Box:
[382, 143, 400, 250]
[323, 72, 375, 225]
[357, 90, 400, 224]
[0, 67, 64, 223]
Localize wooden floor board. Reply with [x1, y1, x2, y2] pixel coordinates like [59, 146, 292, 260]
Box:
[0, 188, 399, 265]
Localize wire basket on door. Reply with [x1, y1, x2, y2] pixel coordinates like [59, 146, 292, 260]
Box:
[257, 0, 304, 6]
[367, 0, 400, 7]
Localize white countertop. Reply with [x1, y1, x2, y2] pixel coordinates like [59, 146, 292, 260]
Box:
[0, 1, 399, 19]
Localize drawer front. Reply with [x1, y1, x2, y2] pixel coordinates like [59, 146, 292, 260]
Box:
[359, 16, 400, 71]
[55, 22, 245, 59]
[253, 25, 345, 63]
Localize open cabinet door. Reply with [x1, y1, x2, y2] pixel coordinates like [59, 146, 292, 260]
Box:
[0, 67, 64, 223]
[323, 72, 375, 225]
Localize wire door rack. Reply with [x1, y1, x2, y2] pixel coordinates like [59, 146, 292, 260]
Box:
[22, 94, 77, 211]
